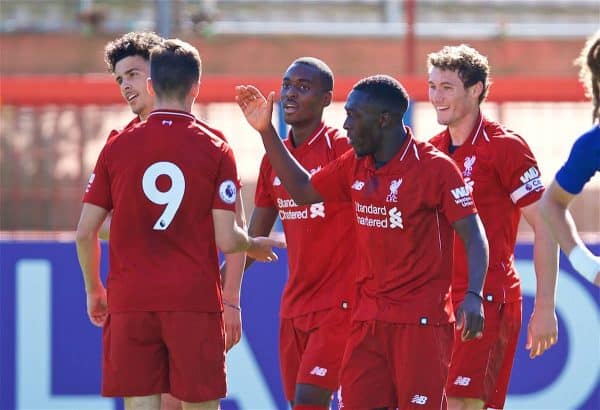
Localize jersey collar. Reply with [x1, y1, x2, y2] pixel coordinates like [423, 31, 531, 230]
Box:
[147, 109, 197, 122]
[285, 122, 330, 151]
[364, 126, 419, 171]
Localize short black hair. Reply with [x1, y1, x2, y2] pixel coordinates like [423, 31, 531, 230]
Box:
[352, 74, 410, 116]
[291, 57, 334, 92]
[150, 38, 202, 101]
[104, 31, 163, 73]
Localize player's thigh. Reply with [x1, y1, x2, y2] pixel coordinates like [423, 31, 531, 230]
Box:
[296, 307, 351, 398]
[103, 312, 169, 397]
[161, 311, 226, 403]
[484, 301, 521, 409]
[391, 323, 454, 410]
[279, 316, 309, 401]
[339, 321, 396, 410]
[447, 300, 521, 405]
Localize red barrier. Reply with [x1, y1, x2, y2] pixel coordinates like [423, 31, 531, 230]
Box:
[0, 74, 586, 106]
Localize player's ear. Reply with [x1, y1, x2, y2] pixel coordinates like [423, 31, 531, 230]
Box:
[322, 90, 332, 108]
[189, 80, 200, 99]
[146, 77, 155, 97]
[471, 81, 483, 101]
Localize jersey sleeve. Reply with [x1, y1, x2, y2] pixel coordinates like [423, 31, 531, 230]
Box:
[496, 135, 544, 207]
[310, 149, 353, 202]
[432, 155, 477, 224]
[82, 146, 113, 210]
[213, 144, 239, 212]
[331, 131, 352, 159]
[254, 154, 276, 208]
[555, 126, 600, 194]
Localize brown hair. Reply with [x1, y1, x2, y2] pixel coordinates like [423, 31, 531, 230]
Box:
[149, 39, 202, 101]
[427, 44, 491, 104]
[575, 30, 600, 123]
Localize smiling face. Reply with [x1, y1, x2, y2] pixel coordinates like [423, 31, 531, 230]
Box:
[343, 89, 382, 158]
[279, 62, 330, 127]
[428, 67, 481, 128]
[113, 55, 154, 120]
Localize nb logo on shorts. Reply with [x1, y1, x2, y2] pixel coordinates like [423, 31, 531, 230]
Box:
[309, 366, 328, 377]
[454, 376, 471, 386]
[410, 395, 428, 405]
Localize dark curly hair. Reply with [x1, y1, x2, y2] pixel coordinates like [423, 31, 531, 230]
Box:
[104, 31, 163, 73]
[575, 30, 600, 123]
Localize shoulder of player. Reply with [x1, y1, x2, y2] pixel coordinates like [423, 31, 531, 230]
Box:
[482, 118, 528, 147]
[193, 118, 229, 143]
[414, 139, 461, 173]
[574, 125, 600, 148]
[428, 129, 447, 147]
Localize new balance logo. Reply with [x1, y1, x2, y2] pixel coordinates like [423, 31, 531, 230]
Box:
[309, 366, 328, 377]
[410, 394, 428, 405]
[454, 376, 471, 386]
[310, 202, 325, 218]
[519, 166, 540, 184]
[162, 120, 173, 126]
[352, 180, 365, 191]
[389, 207, 403, 229]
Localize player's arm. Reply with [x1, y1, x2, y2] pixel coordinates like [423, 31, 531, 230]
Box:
[235, 85, 322, 204]
[452, 213, 489, 341]
[212, 208, 284, 262]
[521, 199, 559, 358]
[75, 203, 109, 327]
[98, 211, 112, 240]
[244, 206, 279, 271]
[540, 180, 600, 285]
[221, 191, 247, 352]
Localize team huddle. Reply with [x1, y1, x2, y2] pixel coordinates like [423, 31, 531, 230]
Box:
[76, 31, 600, 410]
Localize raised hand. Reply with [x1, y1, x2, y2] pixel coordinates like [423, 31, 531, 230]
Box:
[235, 85, 275, 134]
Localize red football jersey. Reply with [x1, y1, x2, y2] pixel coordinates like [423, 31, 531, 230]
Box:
[84, 109, 240, 313]
[429, 113, 543, 303]
[106, 116, 141, 142]
[311, 128, 477, 325]
[254, 123, 356, 318]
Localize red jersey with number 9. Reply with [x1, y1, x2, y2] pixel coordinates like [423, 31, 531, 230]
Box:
[83, 109, 239, 313]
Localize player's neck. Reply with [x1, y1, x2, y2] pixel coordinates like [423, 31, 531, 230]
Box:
[448, 109, 480, 147]
[373, 125, 407, 168]
[289, 117, 323, 147]
[154, 99, 192, 114]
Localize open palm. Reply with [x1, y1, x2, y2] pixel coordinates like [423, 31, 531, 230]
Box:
[235, 85, 275, 133]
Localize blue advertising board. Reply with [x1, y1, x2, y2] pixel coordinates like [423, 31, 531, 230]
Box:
[1, 241, 598, 410]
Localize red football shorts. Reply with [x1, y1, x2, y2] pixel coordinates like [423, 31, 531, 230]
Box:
[339, 320, 454, 410]
[102, 311, 226, 402]
[446, 300, 522, 409]
[279, 306, 351, 401]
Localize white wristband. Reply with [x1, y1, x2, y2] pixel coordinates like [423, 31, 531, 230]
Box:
[568, 245, 600, 283]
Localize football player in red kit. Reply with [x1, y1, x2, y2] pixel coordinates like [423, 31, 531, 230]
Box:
[76, 39, 283, 410]
[428, 44, 559, 410]
[248, 57, 355, 410]
[236, 75, 489, 410]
